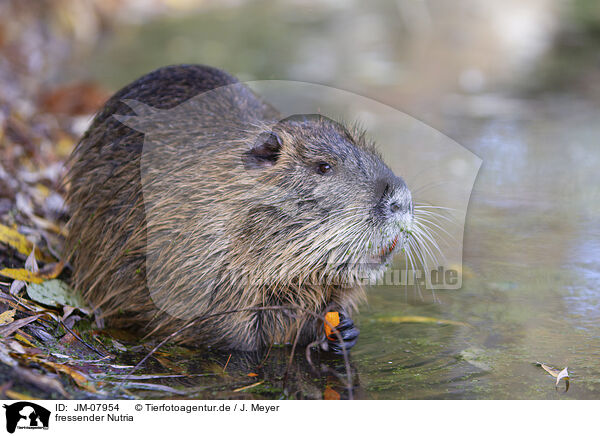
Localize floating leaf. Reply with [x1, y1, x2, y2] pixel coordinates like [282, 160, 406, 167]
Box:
[537, 362, 570, 390]
[26, 279, 91, 314]
[556, 367, 569, 386]
[233, 381, 264, 392]
[375, 315, 470, 327]
[539, 362, 561, 378]
[458, 347, 493, 371]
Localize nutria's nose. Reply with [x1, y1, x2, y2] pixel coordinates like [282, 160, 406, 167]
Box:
[374, 174, 411, 218]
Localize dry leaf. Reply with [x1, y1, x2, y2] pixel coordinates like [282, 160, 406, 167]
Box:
[0, 224, 54, 263]
[26, 279, 91, 313]
[375, 315, 470, 327]
[25, 248, 39, 273]
[0, 309, 16, 325]
[0, 314, 43, 337]
[9, 280, 26, 295]
[14, 333, 36, 348]
[0, 268, 44, 284]
[540, 362, 561, 378]
[36, 359, 97, 393]
[5, 390, 40, 401]
[538, 362, 570, 388]
[37, 261, 65, 280]
[233, 381, 264, 392]
[556, 367, 569, 386]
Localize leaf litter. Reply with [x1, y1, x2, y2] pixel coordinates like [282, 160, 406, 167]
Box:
[0, 0, 361, 400]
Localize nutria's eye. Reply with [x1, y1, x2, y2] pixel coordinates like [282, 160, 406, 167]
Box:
[316, 162, 333, 175]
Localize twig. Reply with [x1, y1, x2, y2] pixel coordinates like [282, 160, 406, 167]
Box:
[283, 318, 306, 386]
[59, 319, 109, 358]
[222, 354, 232, 373]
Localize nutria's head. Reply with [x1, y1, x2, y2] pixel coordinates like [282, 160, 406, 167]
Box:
[237, 114, 414, 287]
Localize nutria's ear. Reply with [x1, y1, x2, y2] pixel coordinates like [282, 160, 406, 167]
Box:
[243, 131, 282, 169]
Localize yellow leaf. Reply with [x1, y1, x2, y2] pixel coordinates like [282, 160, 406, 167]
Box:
[36, 359, 97, 393]
[0, 224, 55, 262]
[29, 215, 68, 237]
[538, 362, 570, 389]
[540, 362, 561, 378]
[14, 333, 36, 347]
[0, 309, 16, 325]
[5, 390, 40, 401]
[375, 315, 470, 327]
[0, 269, 44, 284]
[233, 381, 263, 392]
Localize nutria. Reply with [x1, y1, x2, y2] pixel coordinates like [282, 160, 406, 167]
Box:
[66, 64, 415, 353]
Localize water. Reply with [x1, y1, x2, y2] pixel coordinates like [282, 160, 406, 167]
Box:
[76, 1, 600, 399]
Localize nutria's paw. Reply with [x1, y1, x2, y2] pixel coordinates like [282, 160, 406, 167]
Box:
[326, 313, 359, 355]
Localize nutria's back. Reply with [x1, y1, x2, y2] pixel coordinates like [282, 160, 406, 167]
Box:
[67, 64, 414, 351]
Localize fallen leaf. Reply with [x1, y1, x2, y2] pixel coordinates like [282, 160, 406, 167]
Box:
[0, 268, 44, 284]
[5, 390, 40, 401]
[111, 339, 127, 352]
[36, 261, 65, 280]
[7, 340, 26, 354]
[26, 279, 91, 313]
[0, 314, 43, 337]
[12, 366, 69, 397]
[556, 367, 569, 386]
[375, 315, 470, 327]
[540, 362, 561, 378]
[537, 362, 570, 389]
[31, 358, 97, 393]
[14, 332, 36, 348]
[29, 214, 67, 237]
[247, 372, 258, 377]
[9, 280, 26, 295]
[0, 224, 54, 263]
[24, 248, 39, 273]
[233, 381, 264, 392]
[0, 309, 16, 325]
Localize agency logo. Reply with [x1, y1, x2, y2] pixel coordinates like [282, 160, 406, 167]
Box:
[3, 402, 50, 433]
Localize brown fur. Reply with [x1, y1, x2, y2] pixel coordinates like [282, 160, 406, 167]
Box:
[66, 65, 413, 351]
